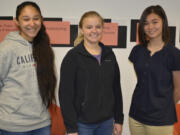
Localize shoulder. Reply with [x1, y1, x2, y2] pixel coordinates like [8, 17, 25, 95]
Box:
[103, 45, 113, 52]
[129, 44, 145, 62]
[0, 39, 16, 56]
[166, 44, 180, 52]
[129, 44, 145, 57]
[0, 32, 25, 52]
[63, 48, 76, 60]
[62, 45, 81, 64]
[100, 42, 113, 54]
[165, 44, 180, 57]
[131, 44, 145, 52]
[66, 44, 83, 56]
[164, 44, 180, 70]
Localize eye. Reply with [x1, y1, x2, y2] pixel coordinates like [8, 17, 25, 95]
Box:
[33, 15, 41, 21]
[33, 17, 41, 21]
[96, 25, 102, 29]
[152, 21, 158, 24]
[144, 21, 149, 25]
[86, 26, 92, 29]
[23, 18, 30, 21]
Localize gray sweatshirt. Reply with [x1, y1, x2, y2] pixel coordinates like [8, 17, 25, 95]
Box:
[0, 32, 51, 132]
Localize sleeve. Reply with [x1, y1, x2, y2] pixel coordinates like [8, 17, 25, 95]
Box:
[113, 53, 124, 124]
[0, 44, 12, 91]
[173, 71, 180, 103]
[128, 45, 137, 63]
[171, 47, 180, 71]
[58, 51, 78, 133]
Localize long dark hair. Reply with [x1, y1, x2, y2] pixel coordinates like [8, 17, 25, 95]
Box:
[138, 5, 170, 44]
[16, 1, 56, 108]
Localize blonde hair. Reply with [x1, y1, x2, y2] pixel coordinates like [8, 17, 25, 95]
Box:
[74, 11, 104, 46]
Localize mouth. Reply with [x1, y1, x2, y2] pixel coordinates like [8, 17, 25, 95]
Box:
[90, 33, 100, 38]
[147, 30, 157, 35]
[26, 27, 38, 33]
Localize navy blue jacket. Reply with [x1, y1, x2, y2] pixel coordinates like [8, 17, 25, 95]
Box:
[59, 42, 124, 133]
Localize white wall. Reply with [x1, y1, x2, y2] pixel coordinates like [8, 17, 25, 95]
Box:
[0, 0, 180, 134]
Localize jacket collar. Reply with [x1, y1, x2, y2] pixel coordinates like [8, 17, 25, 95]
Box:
[75, 41, 112, 57]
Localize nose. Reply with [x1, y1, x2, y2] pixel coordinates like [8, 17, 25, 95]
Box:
[92, 27, 97, 32]
[148, 23, 154, 29]
[29, 20, 35, 26]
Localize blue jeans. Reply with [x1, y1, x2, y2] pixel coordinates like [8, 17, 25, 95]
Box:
[77, 117, 114, 135]
[0, 125, 51, 135]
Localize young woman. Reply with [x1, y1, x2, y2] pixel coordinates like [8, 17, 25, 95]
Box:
[59, 11, 124, 135]
[128, 5, 180, 135]
[0, 1, 56, 135]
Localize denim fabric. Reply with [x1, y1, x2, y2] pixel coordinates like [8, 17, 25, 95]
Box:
[0, 125, 51, 135]
[77, 117, 113, 135]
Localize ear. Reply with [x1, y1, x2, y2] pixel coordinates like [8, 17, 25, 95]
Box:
[79, 28, 84, 35]
[13, 18, 19, 26]
[40, 16, 43, 23]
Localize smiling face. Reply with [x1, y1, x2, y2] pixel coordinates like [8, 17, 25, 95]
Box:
[15, 5, 42, 42]
[80, 16, 103, 45]
[144, 13, 163, 41]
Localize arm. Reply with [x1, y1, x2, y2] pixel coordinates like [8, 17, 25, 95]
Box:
[113, 60, 124, 124]
[0, 44, 12, 91]
[68, 133, 78, 135]
[173, 71, 180, 104]
[59, 52, 78, 134]
[113, 56, 124, 135]
[113, 123, 123, 135]
[171, 47, 180, 104]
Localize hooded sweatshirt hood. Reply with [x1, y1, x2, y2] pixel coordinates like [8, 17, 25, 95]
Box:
[5, 31, 29, 46]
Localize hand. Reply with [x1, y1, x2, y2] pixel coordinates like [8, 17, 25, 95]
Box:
[68, 133, 78, 135]
[113, 123, 122, 135]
